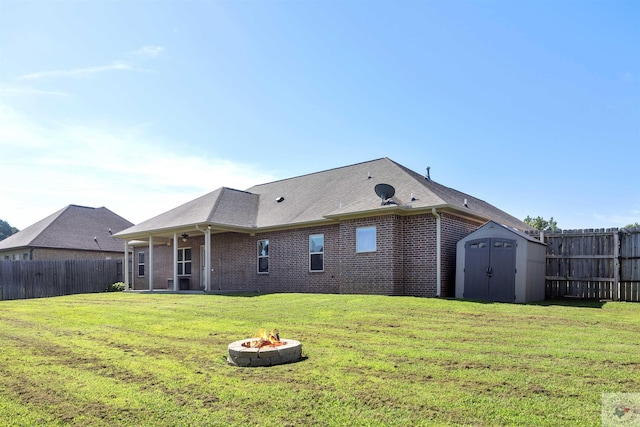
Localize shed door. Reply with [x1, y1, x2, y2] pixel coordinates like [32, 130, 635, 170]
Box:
[488, 239, 516, 302]
[464, 239, 491, 300]
[464, 238, 516, 302]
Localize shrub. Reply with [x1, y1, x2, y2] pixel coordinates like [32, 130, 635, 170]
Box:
[105, 282, 125, 292]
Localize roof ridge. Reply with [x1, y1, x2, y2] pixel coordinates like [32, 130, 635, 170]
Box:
[20, 206, 69, 247]
[247, 157, 389, 189]
[206, 187, 257, 223]
[207, 188, 226, 223]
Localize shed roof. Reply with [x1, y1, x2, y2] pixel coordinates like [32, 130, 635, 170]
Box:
[115, 158, 532, 239]
[460, 220, 546, 245]
[0, 205, 133, 253]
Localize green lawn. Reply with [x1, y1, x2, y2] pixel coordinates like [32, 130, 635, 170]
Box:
[0, 293, 638, 426]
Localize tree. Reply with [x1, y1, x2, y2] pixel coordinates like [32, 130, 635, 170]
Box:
[524, 215, 559, 231]
[624, 222, 639, 229]
[0, 219, 19, 241]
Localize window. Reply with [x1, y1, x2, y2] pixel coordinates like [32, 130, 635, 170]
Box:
[257, 240, 269, 273]
[137, 252, 145, 277]
[494, 241, 513, 249]
[309, 234, 324, 272]
[177, 248, 192, 275]
[356, 226, 376, 253]
[22, 253, 29, 260]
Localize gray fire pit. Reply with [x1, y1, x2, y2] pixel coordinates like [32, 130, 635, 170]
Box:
[227, 338, 302, 367]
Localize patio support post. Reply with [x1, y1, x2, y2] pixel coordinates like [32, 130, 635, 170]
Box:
[205, 227, 211, 292]
[148, 236, 154, 291]
[173, 233, 178, 291]
[124, 241, 129, 290]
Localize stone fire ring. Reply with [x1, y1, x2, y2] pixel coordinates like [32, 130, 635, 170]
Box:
[227, 339, 302, 367]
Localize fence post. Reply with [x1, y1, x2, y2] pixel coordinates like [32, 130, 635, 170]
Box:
[613, 232, 620, 301]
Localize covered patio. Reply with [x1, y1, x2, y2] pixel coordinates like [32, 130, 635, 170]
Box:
[123, 226, 213, 292]
[114, 187, 259, 292]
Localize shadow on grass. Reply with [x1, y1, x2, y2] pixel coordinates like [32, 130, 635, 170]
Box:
[445, 296, 607, 309]
[208, 290, 262, 297]
[129, 290, 263, 297]
[530, 297, 607, 309]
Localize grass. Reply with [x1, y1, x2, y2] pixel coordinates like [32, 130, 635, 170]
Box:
[0, 293, 638, 426]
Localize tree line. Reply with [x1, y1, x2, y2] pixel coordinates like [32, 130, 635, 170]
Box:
[0, 220, 19, 241]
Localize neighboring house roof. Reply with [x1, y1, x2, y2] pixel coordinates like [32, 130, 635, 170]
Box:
[116, 158, 532, 239]
[0, 205, 133, 253]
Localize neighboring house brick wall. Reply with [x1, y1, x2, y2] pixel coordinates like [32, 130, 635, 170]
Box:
[0, 248, 123, 261]
[32, 248, 123, 261]
[0, 249, 31, 260]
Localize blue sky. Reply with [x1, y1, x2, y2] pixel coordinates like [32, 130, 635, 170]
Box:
[1, 0, 638, 231]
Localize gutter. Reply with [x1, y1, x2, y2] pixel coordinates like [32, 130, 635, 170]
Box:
[432, 208, 441, 297]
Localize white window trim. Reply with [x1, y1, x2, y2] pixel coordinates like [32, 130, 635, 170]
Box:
[137, 251, 145, 277]
[177, 247, 192, 276]
[356, 226, 377, 253]
[309, 234, 324, 272]
[257, 239, 269, 274]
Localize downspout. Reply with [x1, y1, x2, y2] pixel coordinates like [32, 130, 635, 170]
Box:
[432, 208, 442, 297]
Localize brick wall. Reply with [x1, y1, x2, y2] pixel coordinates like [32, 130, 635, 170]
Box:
[403, 213, 437, 297]
[338, 215, 404, 295]
[132, 238, 205, 291]
[132, 226, 341, 293]
[130, 212, 481, 297]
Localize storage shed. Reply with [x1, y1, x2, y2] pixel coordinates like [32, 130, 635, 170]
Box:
[456, 221, 546, 303]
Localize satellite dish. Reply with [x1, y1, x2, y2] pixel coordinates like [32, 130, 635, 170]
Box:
[374, 183, 396, 205]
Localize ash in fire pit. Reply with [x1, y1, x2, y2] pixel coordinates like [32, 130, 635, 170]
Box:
[228, 329, 302, 367]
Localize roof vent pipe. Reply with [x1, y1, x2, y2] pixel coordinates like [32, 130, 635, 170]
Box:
[425, 167, 431, 181]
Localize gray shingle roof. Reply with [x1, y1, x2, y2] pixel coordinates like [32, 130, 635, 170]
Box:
[0, 205, 133, 252]
[247, 158, 531, 230]
[115, 158, 531, 238]
[117, 187, 258, 236]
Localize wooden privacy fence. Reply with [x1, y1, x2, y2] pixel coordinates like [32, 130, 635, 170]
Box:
[0, 259, 123, 301]
[532, 228, 640, 301]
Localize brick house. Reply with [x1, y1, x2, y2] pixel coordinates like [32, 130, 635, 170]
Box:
[0, 205, 133, 261]
[114, 158, 532, 297]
